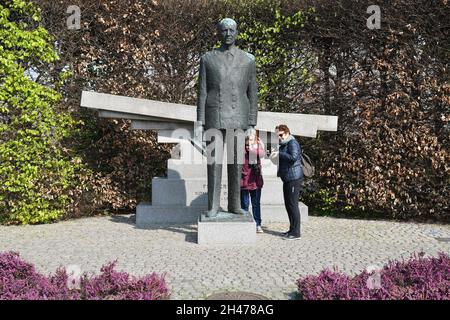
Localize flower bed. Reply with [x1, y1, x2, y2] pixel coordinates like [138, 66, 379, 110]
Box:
[297, 252, 450, 300]
[0, 252, 170, 300]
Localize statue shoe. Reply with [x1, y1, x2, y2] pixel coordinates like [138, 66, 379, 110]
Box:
[229, 208, 248, 215]
[206, 209, 219, 218]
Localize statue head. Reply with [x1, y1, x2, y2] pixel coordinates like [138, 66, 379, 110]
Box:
[217, 18, 237, 46]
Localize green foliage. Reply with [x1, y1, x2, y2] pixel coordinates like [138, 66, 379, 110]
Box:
[0, 0, 81, 224]
[314, 189, 339, 215]
[223, 0, 314, 111]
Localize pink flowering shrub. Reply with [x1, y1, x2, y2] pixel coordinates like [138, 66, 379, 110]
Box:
[297, 252, 450, 300]
[0, 252, 170, 300]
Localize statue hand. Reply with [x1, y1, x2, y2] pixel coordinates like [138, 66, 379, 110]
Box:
[194, 121, 204, 142]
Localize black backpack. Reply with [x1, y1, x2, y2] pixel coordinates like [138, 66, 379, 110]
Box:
[301, 153, 315, 178]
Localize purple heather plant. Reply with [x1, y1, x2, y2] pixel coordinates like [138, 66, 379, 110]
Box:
[0, 252, 170, 300]
[297, 252, 450, 300]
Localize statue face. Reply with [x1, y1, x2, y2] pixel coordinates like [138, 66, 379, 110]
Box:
[218, 23, 237, 46]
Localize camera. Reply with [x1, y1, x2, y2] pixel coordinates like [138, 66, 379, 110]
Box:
[250, 163, 261, 176]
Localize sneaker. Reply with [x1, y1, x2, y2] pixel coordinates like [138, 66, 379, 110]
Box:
[281, 231, 290, 237]
[284, 235, 301, 241]
[256, 226, 264, 233]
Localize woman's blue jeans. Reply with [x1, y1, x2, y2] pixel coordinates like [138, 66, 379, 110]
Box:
[241, 189, 262, 226]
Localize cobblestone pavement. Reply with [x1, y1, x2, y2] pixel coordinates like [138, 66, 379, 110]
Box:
[1, 215, 449, 300]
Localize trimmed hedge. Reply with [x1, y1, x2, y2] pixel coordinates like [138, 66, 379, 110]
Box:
[2, 0, 447, 222]
[0, 0, 84, 224]
[35, 0, 449, 222]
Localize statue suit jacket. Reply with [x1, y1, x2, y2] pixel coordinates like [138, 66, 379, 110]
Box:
[197, 46, 258, 130]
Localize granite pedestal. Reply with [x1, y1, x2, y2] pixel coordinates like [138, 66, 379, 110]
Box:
[197, 211, 256, 245]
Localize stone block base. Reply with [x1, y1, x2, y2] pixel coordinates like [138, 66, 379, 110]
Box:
[136, 203, 201, 226]
[197, 212, 256, 245]
[136, 202, 308, 227]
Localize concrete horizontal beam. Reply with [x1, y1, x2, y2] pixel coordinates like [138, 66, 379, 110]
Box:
[99, 111, 165, 121]
[259, 111, 338, 132]
[81, 91, 338, 137]
[131, 120, 192, 131]
[81, 91, 195, 122]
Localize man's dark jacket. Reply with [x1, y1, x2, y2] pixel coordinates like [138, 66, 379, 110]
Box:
[196, 46, 258, 129]
[278, 136, 304, 182]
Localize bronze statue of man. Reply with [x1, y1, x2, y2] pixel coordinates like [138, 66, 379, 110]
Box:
[197, 18, 258, 217]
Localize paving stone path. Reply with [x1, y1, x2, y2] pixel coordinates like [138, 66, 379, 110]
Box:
[1, 215, 449, 299]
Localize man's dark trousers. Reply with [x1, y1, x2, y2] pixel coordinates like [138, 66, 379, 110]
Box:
[283, 178, 302, 237]
[207, 129, 243, 212]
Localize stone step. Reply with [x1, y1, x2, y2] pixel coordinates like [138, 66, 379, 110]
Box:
[152, 177, 287, 206]
[136, 203, 202, 225]
[167, 158, 279, 179]
[136, 202, 308, 227]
